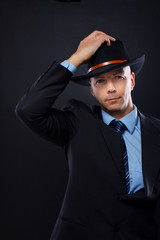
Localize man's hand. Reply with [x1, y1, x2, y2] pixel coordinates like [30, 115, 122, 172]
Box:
[67, 30, 116, 68]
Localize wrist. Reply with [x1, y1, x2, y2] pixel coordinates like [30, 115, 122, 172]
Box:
[67, 53, 83, 68]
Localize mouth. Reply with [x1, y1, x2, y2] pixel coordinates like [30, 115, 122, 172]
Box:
[106, 97, 120, 102]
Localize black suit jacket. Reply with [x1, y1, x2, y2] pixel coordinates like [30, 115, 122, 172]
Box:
[15, 61, 160, 240]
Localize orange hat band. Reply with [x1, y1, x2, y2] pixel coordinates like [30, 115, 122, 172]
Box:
[87, 60, 128, 73]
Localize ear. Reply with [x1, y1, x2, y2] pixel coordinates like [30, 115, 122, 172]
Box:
[131, 72, 135, 91]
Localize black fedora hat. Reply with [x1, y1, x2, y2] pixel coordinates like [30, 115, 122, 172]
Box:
[71, 39, 145, 86]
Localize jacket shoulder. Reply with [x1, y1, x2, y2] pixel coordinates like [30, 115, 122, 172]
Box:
[61, 99, 101, 120]
[62, 98, 95, 112]
[148, 115, 160, 129]
[141, 114, 160, 134]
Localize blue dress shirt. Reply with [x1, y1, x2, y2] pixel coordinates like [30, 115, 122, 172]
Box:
[61, 60, 144, 194]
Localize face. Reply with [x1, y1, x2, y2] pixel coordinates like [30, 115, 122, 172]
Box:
[89, 66, 135, 119]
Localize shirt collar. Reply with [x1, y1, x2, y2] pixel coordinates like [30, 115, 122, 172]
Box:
[101, 105, 138, 134]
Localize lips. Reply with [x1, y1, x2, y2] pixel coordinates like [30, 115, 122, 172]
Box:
[106, 97, 120, 101]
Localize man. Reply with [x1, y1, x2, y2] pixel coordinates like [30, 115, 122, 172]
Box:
[15, 30, 160, 240]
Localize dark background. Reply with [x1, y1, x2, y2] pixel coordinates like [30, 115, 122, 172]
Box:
[1, 0, 160, 239]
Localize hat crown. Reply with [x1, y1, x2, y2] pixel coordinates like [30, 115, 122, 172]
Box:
[88, 39, 130, 70]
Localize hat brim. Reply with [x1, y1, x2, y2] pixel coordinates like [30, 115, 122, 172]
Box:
[71, 55, 145, 86]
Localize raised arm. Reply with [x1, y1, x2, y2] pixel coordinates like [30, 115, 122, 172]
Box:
[15, 61, 77, 146]
[15, 31, 115, 146]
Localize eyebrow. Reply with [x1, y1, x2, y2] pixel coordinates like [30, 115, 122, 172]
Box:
[112, 69, 124, 75]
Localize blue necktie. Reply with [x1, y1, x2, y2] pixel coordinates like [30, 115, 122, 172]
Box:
[109, 120, 130, 194]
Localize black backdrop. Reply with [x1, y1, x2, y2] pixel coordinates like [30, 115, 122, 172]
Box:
[2, 0, 160, 239]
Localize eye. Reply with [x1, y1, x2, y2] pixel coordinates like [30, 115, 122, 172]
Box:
[115, 75, 124, 79]
[96, 79, 104, 84]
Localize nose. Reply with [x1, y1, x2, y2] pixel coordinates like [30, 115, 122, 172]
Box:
[106, 81, 116, 93]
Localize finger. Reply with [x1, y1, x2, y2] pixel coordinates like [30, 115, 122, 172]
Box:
[94, 35, 113, 48]
[88, 30, 106, 39]
[87, 30, 100, 39]
[94, 35, 109, 45]
[95, 33, 116, 44]
[102, 36, 112, 46]
[106, 35, 116, 41]
[88, 31, 116, 43]
[106, 39, 111, 46]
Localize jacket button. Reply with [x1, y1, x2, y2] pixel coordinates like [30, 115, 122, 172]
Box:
[114, 225, 120, 232]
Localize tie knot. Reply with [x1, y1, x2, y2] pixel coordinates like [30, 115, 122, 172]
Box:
[109, 119, 127, 135]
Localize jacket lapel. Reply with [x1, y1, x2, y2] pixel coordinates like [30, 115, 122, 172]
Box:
[91, 105, 126, 187]
[91, 105, 160, 200]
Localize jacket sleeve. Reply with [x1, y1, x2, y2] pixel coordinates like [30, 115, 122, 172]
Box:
[15, 61, 79, 147]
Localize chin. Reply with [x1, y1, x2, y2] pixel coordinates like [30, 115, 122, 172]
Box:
[102, 103, 122, 113]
